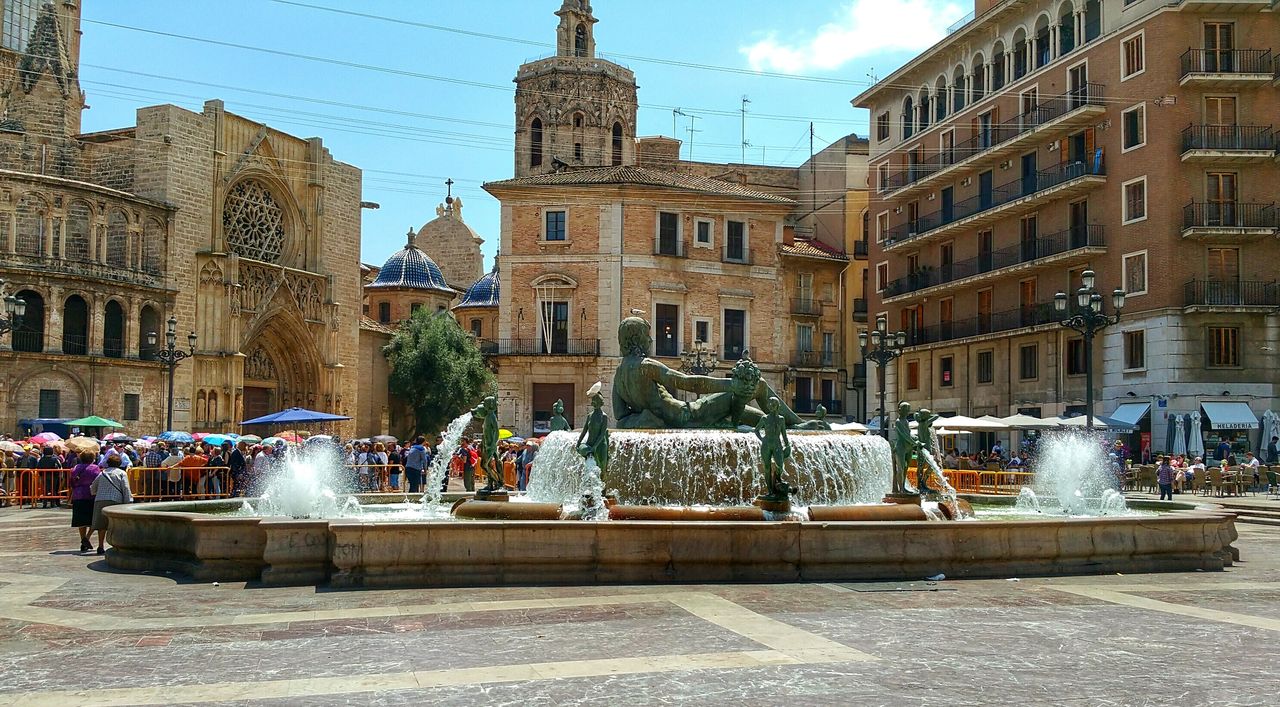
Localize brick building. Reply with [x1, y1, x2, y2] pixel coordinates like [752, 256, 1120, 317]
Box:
[857, 0, 1279, 453]
[0, 1, 367, 436]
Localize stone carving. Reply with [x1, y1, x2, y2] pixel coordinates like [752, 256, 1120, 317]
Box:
[199, 261, 223, 286]
[244, 347, 276, 381]
[236, 261, 326, 322]
[754, 396, 795, 505]
[223, 180, 286, 264]
[17, 4, 71, 96]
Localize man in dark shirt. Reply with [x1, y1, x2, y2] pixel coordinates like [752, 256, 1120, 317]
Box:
[36, 446, 64, 508]
[228, 441, 248, 497]
[1267, 436, 1279, 465]
[1215, 437, 1232, 462]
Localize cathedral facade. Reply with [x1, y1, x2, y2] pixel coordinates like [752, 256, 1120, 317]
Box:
[0, 1, 365, 435]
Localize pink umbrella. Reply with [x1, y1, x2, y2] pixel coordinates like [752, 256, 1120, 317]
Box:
[192, 432, 210, 441]
[101, 432, 132, 442]
[28, 432, 62, 445]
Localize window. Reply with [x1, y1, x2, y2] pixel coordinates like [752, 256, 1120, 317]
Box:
[906, 360, 920, 390]
[611, 122, 624, 166]
[123, 394, 141, 422]
[725, 220, 747, 262]
[876, 212, 889, 242]
[1124, 331, 1145, 370]
[1121, 33, 1145, 79]
[545, 209, 567, 241]
[902, 96, 915, 139]
[2, 0, 38, 52]
[694, 319, 711, 345]
[875, 262, 889, 292]
[1208, 327, 1239, 367]
[540, 301, 570, 354]
[1019, 344, 1039, 380]
[1122, 177, 1147, 224]
[38, 389, 59, 419]
[655, 304, 679, 356]
[410, 303, 422, 314]
[470, 319, 482, 337]
[724, 309, 746, 360]
[694, 219, 713, 247]
[876, 112, 890, 141]
[657, 212, 680, 256]
[530, 118, 544, 168]
[1122, 104, 1145, 152]
[1123, 251, 1148, 296]
[877, 164, 889, 193]
[939, 356, 954, 387]
[574, 143, 583, 161]
[377, 301, 391, 324]
[1066, 338, 1087, 375]
[797, 323, 814, 354]
[976, 350, 994, 384]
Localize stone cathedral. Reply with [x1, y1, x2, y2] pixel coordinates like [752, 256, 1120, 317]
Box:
[0, 1, 367, 435]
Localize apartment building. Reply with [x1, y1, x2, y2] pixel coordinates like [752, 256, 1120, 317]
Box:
[856, 0, 1279, 453]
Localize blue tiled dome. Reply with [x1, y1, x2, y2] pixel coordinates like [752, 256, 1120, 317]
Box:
[454, 264, 499, 309]
[368, 235, 453, 294]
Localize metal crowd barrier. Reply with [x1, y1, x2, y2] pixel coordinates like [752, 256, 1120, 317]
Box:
[2, 466, 234, 507]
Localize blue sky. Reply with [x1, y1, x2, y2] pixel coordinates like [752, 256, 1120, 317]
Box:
[79, 0, 966, 271]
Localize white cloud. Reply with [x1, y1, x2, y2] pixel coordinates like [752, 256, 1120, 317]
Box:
[743, 0, 970, 74]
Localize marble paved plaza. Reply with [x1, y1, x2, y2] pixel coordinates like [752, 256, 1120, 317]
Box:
[1, 508, 1279, 706]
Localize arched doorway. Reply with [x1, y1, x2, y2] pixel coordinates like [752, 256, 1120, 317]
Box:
[12, 290, 44, 352]
[62, 295, 88, 355]
[139, 305, 160, 360]
[104, 300, 125, 358]
[239, 312, 327, 423]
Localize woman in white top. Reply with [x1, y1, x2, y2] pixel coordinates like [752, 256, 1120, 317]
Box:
[89, 454, 133, 555]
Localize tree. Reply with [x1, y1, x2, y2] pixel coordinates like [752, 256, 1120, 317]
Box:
[384, 310, 494, 436]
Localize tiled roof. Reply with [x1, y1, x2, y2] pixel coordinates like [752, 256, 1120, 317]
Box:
[359, 316, 395, 335]
[366, 243, 454, 294]
[454, 265, 499, 309]
[484, 165, 795, 205]
[781, 239, 848, 262]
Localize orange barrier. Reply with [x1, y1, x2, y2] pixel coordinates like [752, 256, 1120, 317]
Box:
[977, 470, 1036, 495]
[344, 464, 404, 492]
[942, 469, 981, 494]
[5, 466, 235, 507]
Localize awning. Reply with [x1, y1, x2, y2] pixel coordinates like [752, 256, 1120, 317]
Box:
[1201, 402, 1258, 430]
[1107, 402, 1151, 428]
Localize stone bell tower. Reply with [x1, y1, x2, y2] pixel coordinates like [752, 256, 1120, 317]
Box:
[512, 1, 638, 177]
[0, 1, 84, 140]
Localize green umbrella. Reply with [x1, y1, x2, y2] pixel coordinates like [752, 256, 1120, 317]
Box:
[65, 415, 125, 429]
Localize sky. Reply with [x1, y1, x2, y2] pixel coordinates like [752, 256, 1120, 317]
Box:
[79, 0, 968, 272]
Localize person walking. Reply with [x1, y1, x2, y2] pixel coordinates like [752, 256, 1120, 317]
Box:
[516, 441, 537, 492]
[403, 436, 427, 494]
[89, 455, 132, 555]
[68, 451, 101, 552]
[386, 443, 402, 491]
[1156, 455, 1175, 501]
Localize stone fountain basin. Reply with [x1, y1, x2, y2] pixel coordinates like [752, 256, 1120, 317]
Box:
[103, 495, 1239, 588]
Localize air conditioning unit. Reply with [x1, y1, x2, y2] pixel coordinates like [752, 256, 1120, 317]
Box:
[1047, 140, 1059, 152]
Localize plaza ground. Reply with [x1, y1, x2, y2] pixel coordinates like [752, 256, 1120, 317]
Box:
[0, 504, 1278, 706]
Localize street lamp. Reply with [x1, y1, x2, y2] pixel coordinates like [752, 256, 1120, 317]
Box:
[679, 338, 719, 376]
[859, 315, 907, 439]
[0, 278, 27, 340]
[1054, 269, 1125, 430]
[148, 316, 197, 432]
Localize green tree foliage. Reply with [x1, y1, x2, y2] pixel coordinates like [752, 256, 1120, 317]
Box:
[384, 310, 493, 436]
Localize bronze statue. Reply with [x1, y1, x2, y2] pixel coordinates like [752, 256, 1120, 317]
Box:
[472, 396, 503, 494]
[549, 399, 571, 432]
[576, 391, 610, 478]
[610, 316, 828, 430]
[891, 401, 918, 495]
[914, 407, 940, 496]
[754, 396, 795, 503]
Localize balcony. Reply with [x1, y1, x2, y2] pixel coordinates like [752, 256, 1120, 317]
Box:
[61, 333, 88, 356]
[884, 160, 1106, 251]
[853, 298, 868, 322]
[793, 349, 839, 369]
[908, 303, 1067, 348]
[790, 298, 824, 317]
[1180, 49, 1273, 87]
[0, 252, 166, 290]
[853, 239, 868, 259]
[883, 225, 1105, 301]
[1183, 279, 1280, 310]
[792, 398, 844, 416]
[881, 83, 1106, 199]
[1181, 202, 1278, 240]
[1181, 125, 1275, 163]
[1179, 0, 1272, 12]
[479, 339, 600, 356]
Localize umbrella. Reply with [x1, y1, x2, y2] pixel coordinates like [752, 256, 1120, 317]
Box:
[29, 432, 62, 444]
[65, 436, 102, 455]
[997, 413, 1062, 430]
[932, 415, 1009, 431]
[0, 440, 23, 454]
[239, 434, 263, 444]
[261, 436, 288, 447]
[240, 407, 351, 425]
[202, 434, 234, 447]
[829, 421, 869, 432]
[1260, 410, 1278, 458]
[372, 434, 397, 444]
[101, 432, 133, 442]
[65, 415, 124, 429]
[159, 431, 195, 444]
[1053, 415, 1138, 432]
[506, 436, 526, 445]
[1188, 410, 1206, 459]
[306, 434, 335, 444]
[499, 429, 515, 440]
[102, 436, 137, 445]
[1172, 414, 1188, 456]
[277, 432, 305, 443]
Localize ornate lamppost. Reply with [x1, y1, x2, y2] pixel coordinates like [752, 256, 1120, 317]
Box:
[679, 339, 719, 376]
[1054, 269, 1125, 429]
[147, 316, 197, 432]
[0, 279, 27, 340]
[859, 316, 907, 439]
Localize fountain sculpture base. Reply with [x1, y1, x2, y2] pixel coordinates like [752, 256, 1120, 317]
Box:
[753, 497, 792, 513]
[882, 493, 923, 506]
[474, 489, 509, 502]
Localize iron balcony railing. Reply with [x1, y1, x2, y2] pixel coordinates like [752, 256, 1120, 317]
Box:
[884, 225, 1105, 297]
[851, 362, 867, 386]
[854, 239, 868, 258]
[1184, 279, 1280, 307]
[11, 330, 42, 352]
[1180, 49, 1273, 78]
[906, 303, 1068, 347]
[478, 338, 600, 356]
[103, 337, 125, 359]
[1181, 125, 1275, 152]
[790, 298, 824, 316]
[793, 398, 844, 416]
[882, 83, 1105, 194]
[0, 253, 165, 289]
[61, 333, 88, 356]
[853, 298, 868, 321]
[885, 160, 1105, 247]
[1183, 202, 1277, 229]
[793, 349, 839, 368]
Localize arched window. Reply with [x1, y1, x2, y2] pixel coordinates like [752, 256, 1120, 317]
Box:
[902, 96, 915, 139]
[991, 41, 1007, 91]
[106, 209, 129, 268]
[918, 88, 931, 130]
[952, 66, 966, 112]
[574, 23, 587, 57]
[611, 122, 624, 166]
[934, 77, 948, 121]
[470, 318, 482, 337]
[103, 300, 125, 358]
[12, 289, 43, 352]
[62, 294, 88, 355]
[971, 55, 986, 102]
[1012, 29, 1029, 79]
[861, 210, 869, 241]
[142, 218, 165, 275]
[222, 180, 286, 263]
[530, 118, 544, 168]
[1058, 3, 1076, 55]
[1034, 16, 1052, 68]
[378, 301, 391, 324]
[15, 193, 46, 257]
[65, 200, 91, 262]
[139, 304, 160, 360]
[571, 111, 585, 162]
[1083, 0, 1100, 42]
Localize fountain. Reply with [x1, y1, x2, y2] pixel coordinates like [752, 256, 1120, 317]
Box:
[101, 316, 1240, 587]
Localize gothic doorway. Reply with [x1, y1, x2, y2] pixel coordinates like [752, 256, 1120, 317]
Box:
[243, 386, 274, 422]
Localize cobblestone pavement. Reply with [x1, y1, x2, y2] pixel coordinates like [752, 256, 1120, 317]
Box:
[1, 507, 1278, 706]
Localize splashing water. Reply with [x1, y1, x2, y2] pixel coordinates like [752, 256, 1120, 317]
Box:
[1015, 487, 1044, 513]
[1026, 430, 1131, 516]
[253, 443, 352, 519]
[420, 412, 473, 508]
[528, 430, 891, 509]
[918, 448, 964, 517]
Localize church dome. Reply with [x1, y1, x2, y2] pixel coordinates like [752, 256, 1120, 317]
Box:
[454, 264, 499, 309]
[367, 230, 454, 294]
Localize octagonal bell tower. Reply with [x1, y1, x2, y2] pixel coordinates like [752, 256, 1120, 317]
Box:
[513, 1, 638, 177]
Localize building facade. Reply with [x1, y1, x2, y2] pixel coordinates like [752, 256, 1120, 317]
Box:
[0, 1, 365, 436]
[857, 0, 1279, 452]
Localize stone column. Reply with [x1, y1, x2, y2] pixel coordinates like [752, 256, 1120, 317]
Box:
[47, 285, 63, 353]
[42, 214, 54, 257]
[89, 293, 104, 356]
[126, 297, 141, 358]
[4, 211, 14, 254]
